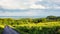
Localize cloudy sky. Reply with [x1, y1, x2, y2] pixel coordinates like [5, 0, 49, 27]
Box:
[0, 0, 60, 17]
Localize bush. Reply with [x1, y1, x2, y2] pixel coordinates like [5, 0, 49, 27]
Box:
[13, 26, 60, 34]
[0, 27, 3, 34]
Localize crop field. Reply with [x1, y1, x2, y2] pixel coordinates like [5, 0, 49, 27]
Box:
[0, 16, 60, 34]
[0, 22, 60, 34]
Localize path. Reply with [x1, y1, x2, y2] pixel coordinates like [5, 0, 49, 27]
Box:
[3, 26, 19, 34]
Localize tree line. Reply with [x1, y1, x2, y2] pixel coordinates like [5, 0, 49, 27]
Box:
[0, 16, 60, 25]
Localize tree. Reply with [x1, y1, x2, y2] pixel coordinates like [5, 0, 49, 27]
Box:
[46, 16, 57, 21]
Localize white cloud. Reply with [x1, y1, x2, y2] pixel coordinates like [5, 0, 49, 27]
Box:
[50, 0, 60, 3]
[53, 6, 60, 9]
[0, 0, 60, 9]
[0, 9, 60, 16]
[35, 0, 60, 9]
[0, 0, 47, 9]
[30, 4, 47, 9]
[0, 0, 60, 17]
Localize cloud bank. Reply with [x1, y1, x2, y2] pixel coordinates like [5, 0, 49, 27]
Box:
[0, 0, 60, 9]
[0, 0, 60, 17]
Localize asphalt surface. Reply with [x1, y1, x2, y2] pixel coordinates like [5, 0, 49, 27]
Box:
[3, 26, 19, 34]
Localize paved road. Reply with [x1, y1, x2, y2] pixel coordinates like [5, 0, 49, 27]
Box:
[3, 26, 19, 34]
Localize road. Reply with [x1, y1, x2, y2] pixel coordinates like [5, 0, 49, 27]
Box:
[3, 26, 19, 34]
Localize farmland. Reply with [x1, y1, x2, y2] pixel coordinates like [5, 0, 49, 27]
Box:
[0, 16, 60, 34]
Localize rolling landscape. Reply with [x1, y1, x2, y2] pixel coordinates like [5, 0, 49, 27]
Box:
[0, 16, 60, 34]
[0, 0, 60, 34]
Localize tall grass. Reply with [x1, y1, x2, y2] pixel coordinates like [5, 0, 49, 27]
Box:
[0, 22, 60, 34]
[13, 22, 60, 34]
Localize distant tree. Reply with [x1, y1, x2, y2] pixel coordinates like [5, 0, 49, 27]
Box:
[56, 16, 60, 21]
[0, 18, 4, 24]
[46, 16, 57, 21]
[40, 18, 47, 22]
[32, 18, 47, 23]
[26, 18, 33, 23]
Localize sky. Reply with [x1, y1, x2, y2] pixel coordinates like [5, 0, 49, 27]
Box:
[0, 0, 60, 17]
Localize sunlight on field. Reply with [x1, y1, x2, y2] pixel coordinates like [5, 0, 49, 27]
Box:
[0, 22, 60, 34]
[0, 22, 60, 28]
[13, 22, 60, 28]
[0, 25, 4, 28]
[37, 22, 60, 27]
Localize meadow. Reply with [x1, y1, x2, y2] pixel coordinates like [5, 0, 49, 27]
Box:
[0, 16, 60, 34]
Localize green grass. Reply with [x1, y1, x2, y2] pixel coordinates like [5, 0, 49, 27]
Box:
[0, 22, 60, 34]
[12, 22, 60, 34]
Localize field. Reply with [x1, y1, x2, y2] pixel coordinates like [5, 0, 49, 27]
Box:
[13, 22, 60, 34]
[0, 16, 60, 34]
[0, 22, 60, 34]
